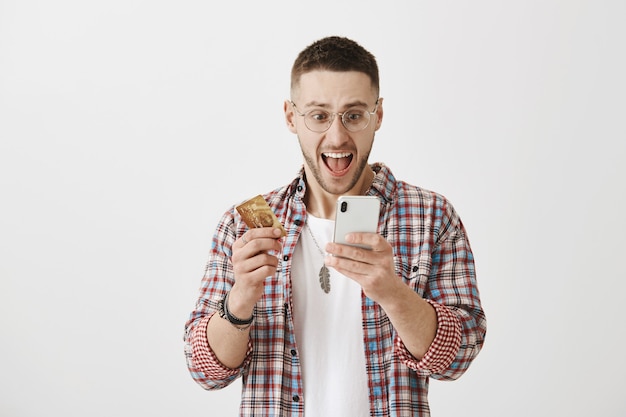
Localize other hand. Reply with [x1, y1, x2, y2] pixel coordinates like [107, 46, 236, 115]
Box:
[230, 227, 283, 315]
[324, 232, 403, 304]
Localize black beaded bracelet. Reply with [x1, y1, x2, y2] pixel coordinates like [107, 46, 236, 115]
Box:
[218, 292, 254, 327]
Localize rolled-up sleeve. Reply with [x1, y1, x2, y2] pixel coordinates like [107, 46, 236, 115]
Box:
[394, 299, 463, 374]
[397, 195, 487, 380]
[183, 210, 253, 390]
[184, 313, 253, 390]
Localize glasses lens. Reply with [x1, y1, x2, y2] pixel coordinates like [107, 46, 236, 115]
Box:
[342, 109, 371, 132]
[304, 110, 332, 132]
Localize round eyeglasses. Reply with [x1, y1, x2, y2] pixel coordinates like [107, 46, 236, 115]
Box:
[290, 100, 379, 133]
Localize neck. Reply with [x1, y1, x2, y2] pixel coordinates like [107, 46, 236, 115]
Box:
[304, 166, 375, 219]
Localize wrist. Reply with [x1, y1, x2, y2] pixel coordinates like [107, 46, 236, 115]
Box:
[228, 284, 259, 318]
[218, 291, 254, 330]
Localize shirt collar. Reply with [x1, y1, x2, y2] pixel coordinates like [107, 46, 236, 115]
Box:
[287, 162, 397, 204]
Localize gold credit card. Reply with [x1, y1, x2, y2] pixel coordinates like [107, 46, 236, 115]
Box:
[235, 195, 287, 237]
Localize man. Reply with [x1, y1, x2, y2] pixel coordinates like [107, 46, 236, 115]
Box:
[184, 36, 486, 416]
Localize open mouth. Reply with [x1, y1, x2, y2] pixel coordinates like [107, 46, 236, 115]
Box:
[322, 152, 353, 174]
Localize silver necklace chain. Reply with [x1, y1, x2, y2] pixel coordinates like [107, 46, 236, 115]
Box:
[305, 222, 325, 254]
[305, 222, 331, 294]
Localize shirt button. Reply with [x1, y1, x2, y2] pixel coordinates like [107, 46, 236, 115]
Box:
[290, 349, 297, 356]
[412, 265, 418, 272]
[294, 219, 302, 226]
[283, 255, 289, 261]
[297, 185, 303, 192]
[292, 395, 300, 402]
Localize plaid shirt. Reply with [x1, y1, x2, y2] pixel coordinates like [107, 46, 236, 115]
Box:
[184, 163, 486, 417]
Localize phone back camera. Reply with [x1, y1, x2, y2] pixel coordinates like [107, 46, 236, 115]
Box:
[340, 201, 348, 212]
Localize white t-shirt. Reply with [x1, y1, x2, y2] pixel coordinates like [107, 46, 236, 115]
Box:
[291, 215, 370, 416]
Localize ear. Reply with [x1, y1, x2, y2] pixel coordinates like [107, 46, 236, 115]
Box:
[284, 100, 298, 134]
[373, 97, 384, 131]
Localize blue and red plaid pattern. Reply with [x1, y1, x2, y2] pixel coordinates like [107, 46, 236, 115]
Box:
[184, 163, 486, 416]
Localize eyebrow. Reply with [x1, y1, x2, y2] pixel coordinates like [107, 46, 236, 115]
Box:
[302, 100, 370, 110]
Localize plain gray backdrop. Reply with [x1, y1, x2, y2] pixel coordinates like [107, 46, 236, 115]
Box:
[1, 0, 625, 416]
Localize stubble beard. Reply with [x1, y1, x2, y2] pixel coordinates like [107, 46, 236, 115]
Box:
[300, 141, 372, 196]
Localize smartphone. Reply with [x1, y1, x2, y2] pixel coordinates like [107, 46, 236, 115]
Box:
[333, 195, 380, 249]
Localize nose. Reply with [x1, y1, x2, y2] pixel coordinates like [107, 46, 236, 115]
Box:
[324, 112, 349, 142]
[326, 112, 341, 130]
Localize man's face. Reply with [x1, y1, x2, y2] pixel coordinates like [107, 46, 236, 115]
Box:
[286, 70, 383, 197]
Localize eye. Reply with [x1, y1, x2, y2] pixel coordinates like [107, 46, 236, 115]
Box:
[345, 110, 365, 122]
[308, 110, 331, 122]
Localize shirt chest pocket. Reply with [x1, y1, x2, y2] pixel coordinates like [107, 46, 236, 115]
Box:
[394, 251, 431, 297]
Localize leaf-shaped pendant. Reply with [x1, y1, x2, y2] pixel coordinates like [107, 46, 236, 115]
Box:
[319, 265, 331, 294]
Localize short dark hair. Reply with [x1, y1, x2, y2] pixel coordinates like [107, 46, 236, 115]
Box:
[290, 36, 379, 97]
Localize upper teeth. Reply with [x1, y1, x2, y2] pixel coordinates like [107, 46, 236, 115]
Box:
[324, 152, 351, 158]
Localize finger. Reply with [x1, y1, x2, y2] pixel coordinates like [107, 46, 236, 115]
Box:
[325, 253, 369, 275]
[343, 232, 386, 251]
[241, 227, 283, 242]
[233, 251, 281, 288]
[244, 236, 283, 254]
[325, 240, 378, 264]
[236, 252, 280, 275]
[236, 227, 283, 249]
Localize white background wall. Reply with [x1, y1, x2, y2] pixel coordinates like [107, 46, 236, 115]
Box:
[1, 1, 625, 416]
